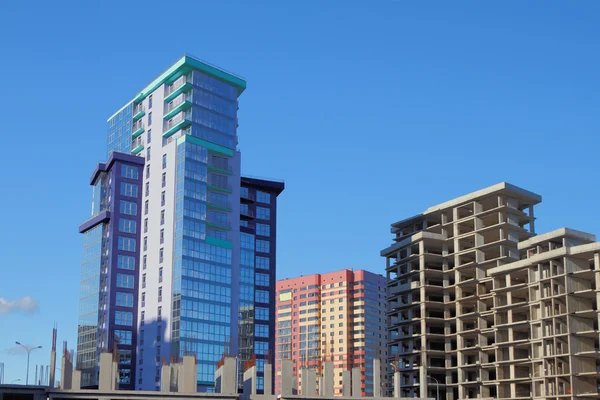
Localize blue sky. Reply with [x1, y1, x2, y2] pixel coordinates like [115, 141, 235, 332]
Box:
[0, 0, 598, 383]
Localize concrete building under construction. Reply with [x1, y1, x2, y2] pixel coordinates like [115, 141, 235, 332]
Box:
[381, 182, 600, 400]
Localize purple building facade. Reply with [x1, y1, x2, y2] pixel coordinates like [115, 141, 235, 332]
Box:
[77, 152, 144, 389]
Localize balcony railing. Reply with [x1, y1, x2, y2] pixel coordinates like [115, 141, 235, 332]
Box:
[163, 111, 192, 138]
[131, 137, 144, 155]
[133, 104, 145, 120]
[207, 200, 232, 211]
[208, 181, 232, 192]
[165, 74, 192, 101]
[207, 219, 232, 229]
[241, 192, 255, 201]
[241, 209, 255, 218]
[132, 120, 145, 137]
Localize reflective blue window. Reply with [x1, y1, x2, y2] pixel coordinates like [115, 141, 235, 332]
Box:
[256, 223, 270, 237]
[255, 324, 269, 338]
[255, 290, 269, 303]
[119, 200, 138, 216]
[116, 292, 134, 307]
[120, 182, 138, 197]
[255, 307, 269, 320]
[256, 240, 270, 253]
[116, 274, 135, 288]
[121, 165, 138, 179]
[117, 255, 136, 270]
[115, 311, 133, 326]
[256, 207, 270, 220]
[256, 191, 270, 204]
[118, 237, 136, 252]
[256, 273, 269, 287]
[256, 256, 270, 270]
[114, 329, 132, 345]
[118, 219, 137, 234]
[255, 341, 268, 355]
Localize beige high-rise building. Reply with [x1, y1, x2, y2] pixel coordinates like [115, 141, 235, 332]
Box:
[382, 182, 600, 400]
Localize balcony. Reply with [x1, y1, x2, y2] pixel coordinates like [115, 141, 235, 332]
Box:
[241, 208, 255, 218]
[133, 104, 145, 120]
[207, 200, 232, 212]
[164, 74, 192, 102]
[208, 181, 232, 194]
[241, 191, 255, 202]
[208, 162, 233, 175]
[207, 218, 232, 230]
[131, 137, 144, 155]
[164, 93, 192, 120]
[163, 111, 191, 139]
[132, 120, 145, 137]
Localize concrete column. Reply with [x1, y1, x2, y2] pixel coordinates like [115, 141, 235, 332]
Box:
[342, 371, 351, 397]
[180, 356, 197, 393]
[161, 365, 172, 392]
[98, 353, 115, 391]
[60, 355, 73, 390]
[72, 370, 81, 390]
[373, 359, 381, 397]
[393, 372, 401, 398]
[352, 367, 361, 397]
[280, 359, 294, 397]
[300, 368, 317, 396]
[215, 357, 237, 395]
[322, 362, 334, 397]
[112, 361, 119, 390]
[263, 363, 273, 395]
[243, 365, 257, 399]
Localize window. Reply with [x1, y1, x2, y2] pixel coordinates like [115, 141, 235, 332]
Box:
[255, 341, 269, 355]
[121, 165, 138, 179]
[144, 200, 149, 215]
[256, 239, 270, 253]
[159, 267, 163, 283]
[143, 255, 147, 270]
[160, 229, 164, 244]
[147, 129, 151, 144]
[157, 306, 162, 321]
[161, 191, 166, 206]
[141, 292, 145, 307]
[160, 210, 165, 225]
[161, 172, 166, 188]
[256, 256, 270, 270]
[143, 237, 147, 251]
[116, 274, 134, 289]
[240, 187, 249, 198]
[115, 311, 133, 326]
[209, 229, 227, 240]
[158, 287, 162, 302]
[256, 290, 269, 303]
[256, 307, 269, 320]
[145, 182, 149, 197]
[144, 218, 148, 233]
[146, 164, 150, 178]
[118, 237, 136, 252]
[118, 218, 137, 234]
[148, 112, 152, 125]
[256, 206, 270, 220]
[256, 273, 270, 286]
[117, 255, 135, 270]
[257, 190, 271, 204]
[140, 311, 145, 326]
[119, 350, 132, 365]
[120, 200, 137, 216]
[159, 248, 164, 263]
[116, 292, 133, 307]
[142, 274, 146, 289]
[255, 324, 269, 338]
[120, 182, 138, 197]
[114, 330, 132, 345]
[148, 95, 153, 109]
[256, 223, 270, 237]
[162, 154, 167, 169]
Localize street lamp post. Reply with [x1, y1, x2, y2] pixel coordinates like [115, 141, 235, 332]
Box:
[529, 368, 546, 399]
[428, 375, 440, 400]
[15, 342, 42, 385]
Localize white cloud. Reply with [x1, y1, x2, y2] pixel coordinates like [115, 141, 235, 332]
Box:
[0, 296, 39, 314]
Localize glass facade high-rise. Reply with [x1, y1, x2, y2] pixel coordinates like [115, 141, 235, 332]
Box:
[77, 55, 285, 393]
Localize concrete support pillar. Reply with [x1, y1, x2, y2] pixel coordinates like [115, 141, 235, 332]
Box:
[60, 354, 73, 390]
[72, 370, 81, 390]
[322, 362, 334, 397]
[215, 357, 236, 395]
[180, 356, 197, 393]
[280, 359, 294, 397]
[243, 365, 257, 399]
[342, 371, 351, 397]
[393, 372, 401, 398]
[263, 363, 273, 395]
[373, 358, 381, 397]
[300, 368, 317, 396]
[161, 365, 173, 392]
[352, 367, 361, 397]
[98, 353, 116, 391]
[419, 366, 427, 399]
